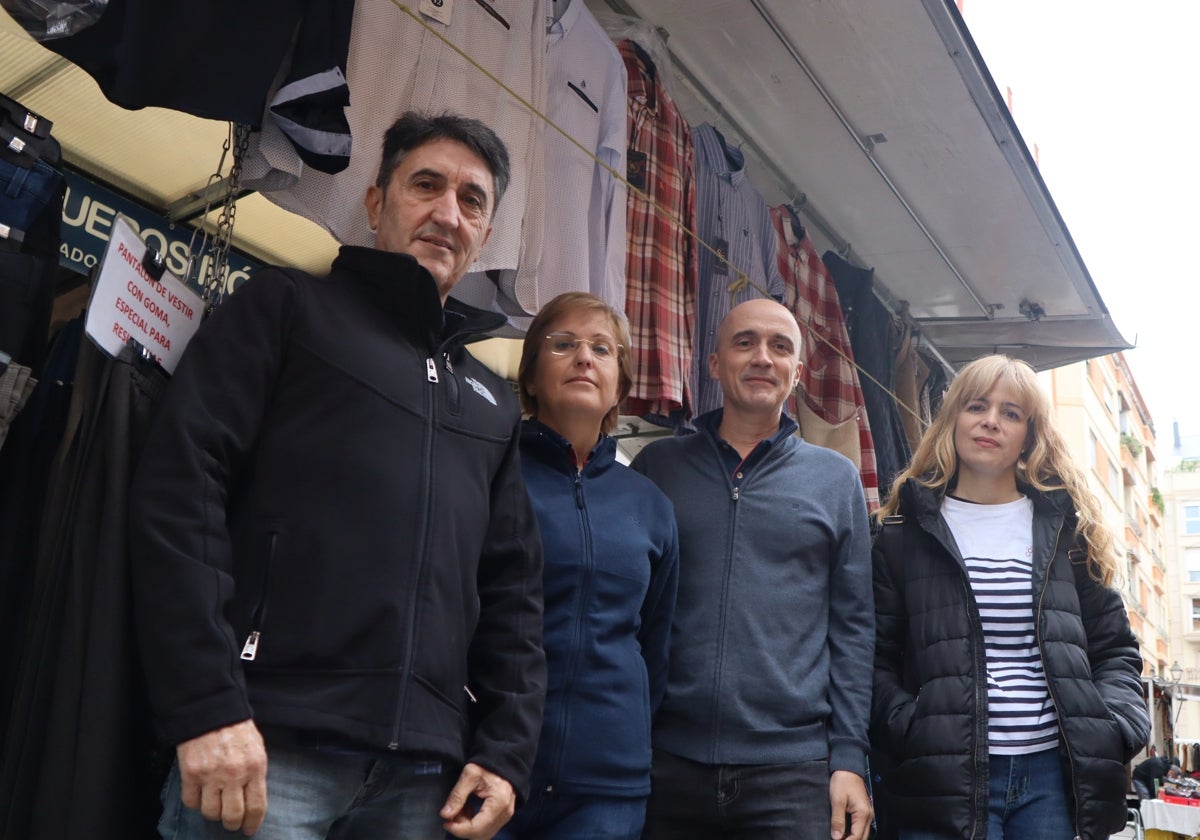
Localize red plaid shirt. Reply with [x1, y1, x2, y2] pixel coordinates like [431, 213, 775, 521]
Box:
[620, 40, 697, 419]
[771, 206, 879, 510]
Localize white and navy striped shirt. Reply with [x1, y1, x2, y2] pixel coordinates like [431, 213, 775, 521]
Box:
[943, 495, 1059, 755]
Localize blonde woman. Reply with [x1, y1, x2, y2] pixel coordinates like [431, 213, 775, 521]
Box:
[871, 354, 1149, 840]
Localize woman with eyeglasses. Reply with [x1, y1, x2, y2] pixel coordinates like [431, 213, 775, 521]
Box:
[494, 292, 679, 840]
[870, 355, 1149, 840]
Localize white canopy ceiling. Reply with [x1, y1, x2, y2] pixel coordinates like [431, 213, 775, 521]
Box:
[595, 0, 1130, 369]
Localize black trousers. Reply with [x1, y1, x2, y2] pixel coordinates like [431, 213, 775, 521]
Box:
[1, 339, 169, 840]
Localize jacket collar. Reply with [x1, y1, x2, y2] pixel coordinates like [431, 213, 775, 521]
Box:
[521, 418, 616, 476]
[899, 476, 1074, 523]
[331, 246, 506, 349]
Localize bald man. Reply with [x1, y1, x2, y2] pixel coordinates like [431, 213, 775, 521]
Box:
[632, 299, 874, 840]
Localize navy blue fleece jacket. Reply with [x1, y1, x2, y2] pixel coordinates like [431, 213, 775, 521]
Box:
[520, 420, 679, 796]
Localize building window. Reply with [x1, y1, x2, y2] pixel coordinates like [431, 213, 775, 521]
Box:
[1088, 430, 1098, 472]
[1192, 598, 1200, 632]
[1188, 548, 1200, 583]
[1187, 505, 1200, 536]
[1108, 462, 1121, 498]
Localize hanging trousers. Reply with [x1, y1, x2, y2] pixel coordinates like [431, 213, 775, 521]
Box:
[1, 339, 169, 840]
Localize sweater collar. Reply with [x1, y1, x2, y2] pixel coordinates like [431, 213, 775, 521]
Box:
[694, 407, 799, 447]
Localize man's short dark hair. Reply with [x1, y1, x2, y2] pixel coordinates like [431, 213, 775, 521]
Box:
[374, 111, 511, 217]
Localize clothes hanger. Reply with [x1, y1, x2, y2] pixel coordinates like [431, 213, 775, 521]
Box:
[0, 93, 52, 140]
[0, 95, 61, 169]
[785, 199, 806, 241]
[0, 122, 55, 168]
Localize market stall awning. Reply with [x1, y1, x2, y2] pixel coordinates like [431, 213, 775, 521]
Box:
[2, 1, 1130, 370]
[598, 0, 1130, 369]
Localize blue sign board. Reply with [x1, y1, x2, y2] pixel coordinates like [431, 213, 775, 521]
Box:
[60, 170, 263, 296]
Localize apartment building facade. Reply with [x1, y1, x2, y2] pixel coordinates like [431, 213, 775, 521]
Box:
[1041, 353, 1168, 754]
[1163, 432, 1200, 753]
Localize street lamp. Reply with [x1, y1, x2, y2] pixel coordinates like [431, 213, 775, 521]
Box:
[1172, 661, 1184, 684]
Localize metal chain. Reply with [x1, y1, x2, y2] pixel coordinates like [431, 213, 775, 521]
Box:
[200, 122, 251, 309]
[194, 122, 250, 311]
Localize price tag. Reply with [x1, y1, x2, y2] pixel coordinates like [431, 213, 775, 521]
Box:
[420, 0, 453, 25]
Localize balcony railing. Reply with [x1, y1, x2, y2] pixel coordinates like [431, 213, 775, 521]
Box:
[1126, 514, 1144, 539]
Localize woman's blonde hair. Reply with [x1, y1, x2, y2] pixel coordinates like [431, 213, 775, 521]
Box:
[517, 292, 632, 436]
[878, 354, 1118, 585]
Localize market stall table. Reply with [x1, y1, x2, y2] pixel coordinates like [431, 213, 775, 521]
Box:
[1142, 797, 1200, 839]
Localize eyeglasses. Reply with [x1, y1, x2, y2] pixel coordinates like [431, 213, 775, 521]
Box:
[545, 332, 622, 362]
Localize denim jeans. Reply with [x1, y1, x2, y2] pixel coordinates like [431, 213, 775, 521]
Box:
[0, 157, 62, 241]
[157, 745, 452, 840]
[1132, 778, 1153, 800]
[898, 749, 1074, 840]
[642, 749, 830, 840]
[494, 789, 645, 840]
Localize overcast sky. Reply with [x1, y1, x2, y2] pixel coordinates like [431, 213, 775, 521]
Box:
[961, 1, 1200, 441]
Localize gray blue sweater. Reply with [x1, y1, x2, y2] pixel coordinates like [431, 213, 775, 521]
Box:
[631, 410, 873, 775]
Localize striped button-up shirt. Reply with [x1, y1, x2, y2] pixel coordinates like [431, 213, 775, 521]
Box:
[690, 123, 784, 419]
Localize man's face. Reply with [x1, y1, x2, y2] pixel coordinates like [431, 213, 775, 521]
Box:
[708, 299, 802, 416]
[364, 137, 494, 301]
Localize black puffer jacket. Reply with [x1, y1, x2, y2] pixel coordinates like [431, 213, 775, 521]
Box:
[871, 479, 1149, 840]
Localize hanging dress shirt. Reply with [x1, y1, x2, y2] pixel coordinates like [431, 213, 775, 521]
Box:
[689, 123, 784, 419]
[537, 0, 626, 312]
[770, 206, 878, 510]
[452, 0, 626, 321]
[619, 39, 697, 421]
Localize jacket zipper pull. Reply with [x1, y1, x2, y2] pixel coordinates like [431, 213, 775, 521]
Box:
[443, 353, 454, 373]
[464, 685, 477, 703]
[731, 486, 740, 501]
[240, 631, 261, 661]
[573, 473, 584, 508]
[425, 357, 439, 383]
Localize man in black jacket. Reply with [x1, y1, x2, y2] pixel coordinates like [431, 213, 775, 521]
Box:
[1132, 756, 1182, 799]
[130, 112, 545, 840]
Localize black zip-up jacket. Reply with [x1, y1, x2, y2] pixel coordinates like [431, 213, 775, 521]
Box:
[871, 479, 1149, 840]
[130, 246, 546, 798]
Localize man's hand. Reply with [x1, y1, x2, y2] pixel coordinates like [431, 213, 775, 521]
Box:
[829, 769, 872, 840]
[176, 719, 268, 836]
[441, 762, 516, 839]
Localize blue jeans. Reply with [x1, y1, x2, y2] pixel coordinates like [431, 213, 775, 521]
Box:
[0, 157, 62, 239]
[642, 749, 830, 839]
[157, 745, 452, 840]
[494, 789, 645, 840]
[898, 749, 1074, 840]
